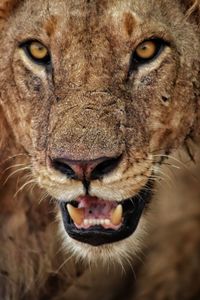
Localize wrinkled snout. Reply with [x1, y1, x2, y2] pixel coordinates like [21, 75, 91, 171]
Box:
[47, 91, 125, 162]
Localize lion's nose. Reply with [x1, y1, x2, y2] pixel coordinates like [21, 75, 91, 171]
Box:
[51, 155, 122, 180]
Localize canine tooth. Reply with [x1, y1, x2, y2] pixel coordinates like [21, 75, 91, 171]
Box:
[111, 204, 123, 226]
[67, 204, 84, 225]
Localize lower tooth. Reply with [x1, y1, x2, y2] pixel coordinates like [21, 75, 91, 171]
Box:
[84, 219, 112, 226]
[105, 219, 110, 225]
[84, 219, 89, 226]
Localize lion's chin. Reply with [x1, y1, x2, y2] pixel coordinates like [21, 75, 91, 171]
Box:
[59, 179, 153, 247]
[58, 212, 150, 265]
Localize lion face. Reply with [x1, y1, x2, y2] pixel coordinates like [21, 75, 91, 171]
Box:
[0, 0, 199, 262]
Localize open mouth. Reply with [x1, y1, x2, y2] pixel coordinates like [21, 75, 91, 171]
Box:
[60, 180, 153, 246]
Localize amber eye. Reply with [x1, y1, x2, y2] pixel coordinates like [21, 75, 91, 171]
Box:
[136, 40, 157, 59]
[21, 40, 51, 65]
[133, 39, 164, 64]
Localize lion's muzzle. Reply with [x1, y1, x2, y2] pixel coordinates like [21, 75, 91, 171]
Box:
[59, 179, 153, 246]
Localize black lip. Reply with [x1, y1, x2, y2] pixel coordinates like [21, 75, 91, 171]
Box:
[60, 179, 154, 246]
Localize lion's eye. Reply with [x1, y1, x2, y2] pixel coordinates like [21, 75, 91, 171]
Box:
[136, 41, 156, 59]
[21, 41, 51, 65]
[133, 39, 164, 64]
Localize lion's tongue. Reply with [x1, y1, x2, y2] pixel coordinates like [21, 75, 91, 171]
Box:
[67, 196, 123, 229]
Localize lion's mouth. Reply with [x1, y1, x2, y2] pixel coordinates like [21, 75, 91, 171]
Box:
[60, 180, 153, 246]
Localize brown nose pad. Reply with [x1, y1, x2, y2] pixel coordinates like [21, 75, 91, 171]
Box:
[51, 155, 122, 180]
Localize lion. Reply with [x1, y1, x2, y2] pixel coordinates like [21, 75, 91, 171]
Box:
[0, 0, 199, 299]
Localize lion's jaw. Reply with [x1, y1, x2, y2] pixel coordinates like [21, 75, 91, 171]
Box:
[33, 152, 154, 263]
[0, 0, 199, 263]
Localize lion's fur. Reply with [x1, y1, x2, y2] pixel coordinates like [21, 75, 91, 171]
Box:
[0, 1, 200, 299]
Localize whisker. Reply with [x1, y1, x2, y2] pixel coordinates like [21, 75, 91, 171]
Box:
[1, 163, 28, 174]
[0, 153, 29, 166]
[38, 192, 49, 205]
[152, 154, 187, 168]
[14, 179, 36, 198]
[155, 169, 174, 188]
[29, 182, 38, 195]
[55, 253, 74, 273]
[3, 166, 31, 185]
[153, 153, 199, 181]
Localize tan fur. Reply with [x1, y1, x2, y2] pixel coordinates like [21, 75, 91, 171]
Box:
[0, 0, 199, 299]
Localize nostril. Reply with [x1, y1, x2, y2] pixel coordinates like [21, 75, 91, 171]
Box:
[51, 158, 77, 179]
[91, 155, 122, 180]
[50, 155, 122, 181]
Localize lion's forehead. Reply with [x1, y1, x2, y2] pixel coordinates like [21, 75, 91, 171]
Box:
[15, 0, 175, 37]
[40, 0, 174, 20]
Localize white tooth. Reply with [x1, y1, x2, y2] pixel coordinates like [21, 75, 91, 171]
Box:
[105, 219, 110, 225]
[97, 220, 101, 225]
[84, 219, 89, 226]
[111, 204, 123, 226]
[67, 204, 84, 225]
[89, 219, 93, 225]
[101, 219, 104, 225]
